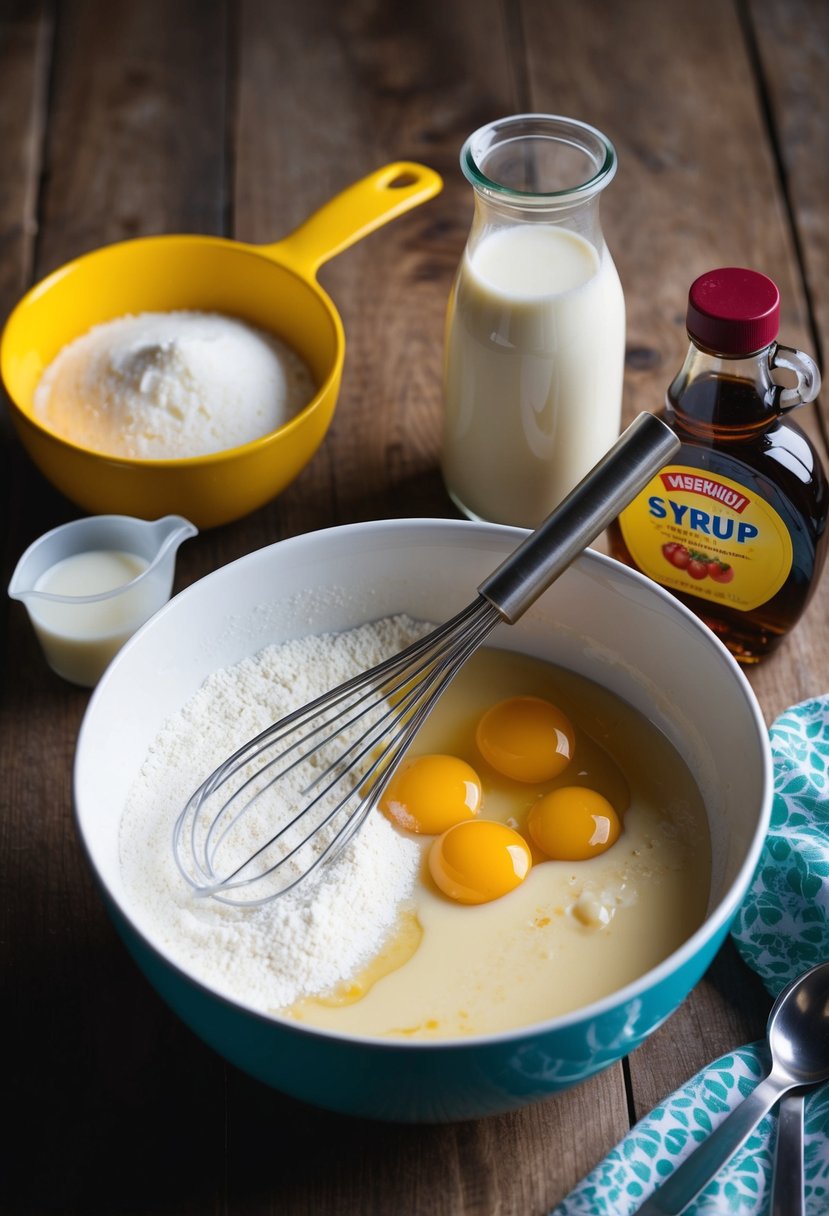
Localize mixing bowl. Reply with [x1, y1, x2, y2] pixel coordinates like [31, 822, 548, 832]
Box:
[0, 163, 442, 528]
[74, 519, 772, 1122]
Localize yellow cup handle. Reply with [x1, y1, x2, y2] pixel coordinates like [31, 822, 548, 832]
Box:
[261, 162, 443, 279]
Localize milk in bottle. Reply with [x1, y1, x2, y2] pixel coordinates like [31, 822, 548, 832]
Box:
[441, 115, 626, 527]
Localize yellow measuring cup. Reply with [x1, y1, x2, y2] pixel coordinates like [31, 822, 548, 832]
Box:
[1, 162, 442, 528]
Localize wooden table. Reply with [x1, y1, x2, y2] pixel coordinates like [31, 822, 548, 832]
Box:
[2, 2, 827, 1212]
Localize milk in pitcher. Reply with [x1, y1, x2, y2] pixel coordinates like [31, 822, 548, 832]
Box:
[442, 223, 625, 527]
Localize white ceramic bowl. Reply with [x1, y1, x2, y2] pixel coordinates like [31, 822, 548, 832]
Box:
[74, 519, 772, 1122]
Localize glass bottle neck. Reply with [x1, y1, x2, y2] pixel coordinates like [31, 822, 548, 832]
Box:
[666, 341, 782, 440]
[466, 187, 607, 257]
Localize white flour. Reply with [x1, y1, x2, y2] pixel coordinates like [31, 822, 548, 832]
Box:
[119, 615, 430, 1012]
[35, 310, 315, 459]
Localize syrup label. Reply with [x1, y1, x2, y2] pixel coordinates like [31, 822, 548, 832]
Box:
[618, 464, 792, 610]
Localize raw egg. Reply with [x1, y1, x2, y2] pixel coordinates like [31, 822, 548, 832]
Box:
[476, 695, 575, 782]
[527, 786, 621, 861]
[429, 820, 532, 905]
[380, 753, 482, 834]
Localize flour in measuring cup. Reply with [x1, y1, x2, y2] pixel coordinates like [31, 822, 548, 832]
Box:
[118, 615, 430, 1012]
[35, 310, 315, 459]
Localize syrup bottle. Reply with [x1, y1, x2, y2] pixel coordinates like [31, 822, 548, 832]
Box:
[609, 267, 828, 663]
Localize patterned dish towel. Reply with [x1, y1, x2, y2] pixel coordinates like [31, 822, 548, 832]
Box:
[552, 696, 829, 1216]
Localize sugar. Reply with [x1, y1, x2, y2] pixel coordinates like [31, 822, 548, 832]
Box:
[119, 615, 431, 1011]
[35, 310, 315, 459]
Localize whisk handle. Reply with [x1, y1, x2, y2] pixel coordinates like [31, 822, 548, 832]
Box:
[478, 412, 680, 623]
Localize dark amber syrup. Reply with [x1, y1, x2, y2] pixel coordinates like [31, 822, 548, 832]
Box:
[610, 376, 829, 663]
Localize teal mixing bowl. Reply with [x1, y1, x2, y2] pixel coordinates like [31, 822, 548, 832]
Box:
[73, 519, 772, 1122]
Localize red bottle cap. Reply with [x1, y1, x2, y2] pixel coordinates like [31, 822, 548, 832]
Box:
[686, 267, 780, 355]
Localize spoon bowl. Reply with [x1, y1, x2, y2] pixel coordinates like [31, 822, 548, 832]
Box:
[768, 960, 829, 1085]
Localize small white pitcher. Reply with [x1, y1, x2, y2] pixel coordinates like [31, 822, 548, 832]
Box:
[9, 514, 197, 687]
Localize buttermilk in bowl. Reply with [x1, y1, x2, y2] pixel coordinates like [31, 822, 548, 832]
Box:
[119, 615, 710, 1039]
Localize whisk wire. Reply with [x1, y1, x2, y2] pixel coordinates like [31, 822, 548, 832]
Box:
[178, 603, 483, 868]
[173, 596, 502, 904]
[172, 414, 681, 905]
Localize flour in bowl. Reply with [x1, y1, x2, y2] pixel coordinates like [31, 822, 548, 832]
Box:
[119, 615, 430, 1012]
[35, 310, 315, 459]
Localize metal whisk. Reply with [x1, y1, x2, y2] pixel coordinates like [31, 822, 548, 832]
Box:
[173, 413, 679, 905]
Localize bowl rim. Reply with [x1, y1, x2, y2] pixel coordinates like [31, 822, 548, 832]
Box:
[74, 516, 774, 1050]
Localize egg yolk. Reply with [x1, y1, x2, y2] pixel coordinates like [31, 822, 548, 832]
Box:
[527, 786, 621, 861]
[476, 696, 575, 783]
[428, 820, 532, 905]
[379, 754, 482, 834]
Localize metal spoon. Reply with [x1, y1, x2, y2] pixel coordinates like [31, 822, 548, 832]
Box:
[635, 960, 829, 1215]
[770, 1091, 805, 1216]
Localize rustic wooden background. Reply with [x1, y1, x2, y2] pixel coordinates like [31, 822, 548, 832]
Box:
[1, 1, 826, 1212]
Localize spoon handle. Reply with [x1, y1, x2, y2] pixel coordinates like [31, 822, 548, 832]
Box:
[634, 1073, 788, 1215]
[770, 1092, 805, 1216]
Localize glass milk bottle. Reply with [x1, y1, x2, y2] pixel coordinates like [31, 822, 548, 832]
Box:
[441, 114, 626, 527]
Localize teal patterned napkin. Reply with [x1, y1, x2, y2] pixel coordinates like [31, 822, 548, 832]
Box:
[552, 696, 829, 1216]
[731, 696, 829, 989]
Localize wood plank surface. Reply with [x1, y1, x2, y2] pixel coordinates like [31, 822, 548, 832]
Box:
[1, 1, 826, 1213]
[747, 0, 829, 721]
